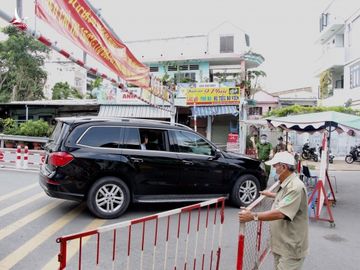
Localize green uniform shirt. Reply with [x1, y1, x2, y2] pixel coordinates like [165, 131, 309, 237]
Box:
[270, 173, 309, 259]
[256, 142, 272, 161]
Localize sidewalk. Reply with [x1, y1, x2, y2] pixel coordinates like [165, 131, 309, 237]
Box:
[303, 159, 360, 171]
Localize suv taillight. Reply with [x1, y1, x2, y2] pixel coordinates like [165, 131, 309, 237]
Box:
[48, 152, 74, 167]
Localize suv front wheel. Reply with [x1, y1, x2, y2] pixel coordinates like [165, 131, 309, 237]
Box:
[87, 177, 130, 219]
[231, 174, 260, 207]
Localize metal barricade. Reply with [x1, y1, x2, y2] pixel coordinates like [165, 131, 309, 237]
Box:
[237, 182, 279, 270]
[57, 198, 225, 270]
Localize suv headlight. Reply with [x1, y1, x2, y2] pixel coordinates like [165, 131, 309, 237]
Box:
[260, 161, 266, 172]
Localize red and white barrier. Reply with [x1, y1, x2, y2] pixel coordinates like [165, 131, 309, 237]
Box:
[0, 147, 45, 170]
[16, 145, 22, 169]
[23, 146, 29, 169]
[237, 182, 279, 270]
[57, 198, 225, 270]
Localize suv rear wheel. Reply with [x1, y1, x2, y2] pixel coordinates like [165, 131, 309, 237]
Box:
[231, 174, 260, 207]
[87, 177, 130, 219]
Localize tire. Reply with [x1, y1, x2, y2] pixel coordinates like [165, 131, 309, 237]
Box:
[313, 155, 318, 162]
[345, 155, 354, 164]
[301, 152, 310, 160]
[87, 176, 130, 219]
[231, 174, 260, 207]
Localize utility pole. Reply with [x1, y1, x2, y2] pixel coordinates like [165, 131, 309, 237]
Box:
[16, 0, 23, 19]
[238, 59, 247, 154]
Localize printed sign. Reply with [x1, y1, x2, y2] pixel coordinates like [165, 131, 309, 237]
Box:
[186, 87, 241, 105]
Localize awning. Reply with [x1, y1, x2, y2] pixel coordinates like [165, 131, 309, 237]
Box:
[99, 105, 171, 119]
[191, 105, 238, 117]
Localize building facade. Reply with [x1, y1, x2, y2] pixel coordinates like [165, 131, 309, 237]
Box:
[43, 51, 87, 99]
[120, 22, 265, 146]
[315, 1, 360, 108]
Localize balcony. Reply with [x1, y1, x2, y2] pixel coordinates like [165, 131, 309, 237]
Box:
[318, 14, 345, 44]
[314, 47, 345, 76]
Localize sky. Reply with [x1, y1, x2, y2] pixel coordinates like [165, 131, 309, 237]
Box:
[0, 0, 351, 92]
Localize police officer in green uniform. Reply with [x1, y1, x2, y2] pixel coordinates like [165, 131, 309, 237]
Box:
[239, 152, 309, 270]
[254, 134, 273, 175]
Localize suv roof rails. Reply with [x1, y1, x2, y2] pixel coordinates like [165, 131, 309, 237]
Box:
[56, 116, 193, 130]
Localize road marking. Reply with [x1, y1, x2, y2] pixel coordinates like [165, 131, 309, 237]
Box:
[42, 218, 107, 270]
[0, 193, 44, 218]
[0, 200, 62, 241]
[0, 203, 86, 270]
[0, 183, 38, 203]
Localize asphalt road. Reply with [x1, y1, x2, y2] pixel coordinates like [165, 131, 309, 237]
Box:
[0, 169, 359, 269]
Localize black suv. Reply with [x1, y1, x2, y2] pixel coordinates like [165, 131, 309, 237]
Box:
[40, 117, 268, 219]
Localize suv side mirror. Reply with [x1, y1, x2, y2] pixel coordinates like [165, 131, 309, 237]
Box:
[209, 149, 222, 160]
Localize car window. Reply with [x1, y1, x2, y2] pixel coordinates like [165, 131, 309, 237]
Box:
[78, 126, 121, 148]
[139, 129, 167, 151]
[49, 121, 68, 144]
[172, 131, 214, 155]
[122, 128, 141, 149]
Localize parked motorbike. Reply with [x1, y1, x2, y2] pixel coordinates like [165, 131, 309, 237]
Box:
[345, 145, 360, 164]
[301, 142, 319, 162]
[319, 146, 335, 164]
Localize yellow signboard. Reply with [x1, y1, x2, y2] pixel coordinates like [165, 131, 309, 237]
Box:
[186, 87, 241, 105]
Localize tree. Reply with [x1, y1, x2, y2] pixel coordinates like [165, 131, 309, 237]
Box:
[52, 82, 83, 99]
[319, 70, 332, 99]
[0, 26, 50, 102]
[87, 77, 103, 98]
[240, 70, 267, 99]
[266, 104, 360, 117]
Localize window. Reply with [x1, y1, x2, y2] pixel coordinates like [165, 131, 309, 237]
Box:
[139, 129, 167, 151]
[245, 34, 250, 47]
[122, 128, 141, 149]
[335, 77, 344, 89]
[174, 72, 196, 83]
[189, 64, 199, 70]
[121, 128, 167, 151]
[320, 13, 328, 32]
[79, 127, 121, 148]
[220, 36, 234, 53]
[248, 107, 263, 116]
[173, 131, 214, 155]
[167, 65, 178, 71]
[150, 66, 159, 72]
[350, 62, 360, 89]
[179, 65, 189, 71]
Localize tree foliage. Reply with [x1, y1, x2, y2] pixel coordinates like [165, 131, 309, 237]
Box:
[319, 70, 332, 99]
[241, 70, 267, 98]
[52, 82, 83, 99]
[266, 104, 360, 117]
[18, 119, 50, 137]
[0, 26, 50, 102]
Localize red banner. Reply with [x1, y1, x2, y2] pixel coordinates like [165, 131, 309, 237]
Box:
[35, 0, 150, 88]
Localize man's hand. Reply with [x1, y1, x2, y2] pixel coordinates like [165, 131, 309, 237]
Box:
[260, 190, 276, 198]
[239, 208, 255, 223]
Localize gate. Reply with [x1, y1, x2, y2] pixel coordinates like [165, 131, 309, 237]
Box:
[237, 182, 279, 269]
[57, 198, 225, 270]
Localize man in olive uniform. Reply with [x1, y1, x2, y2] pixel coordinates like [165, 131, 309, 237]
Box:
[254, 134, 273, 175]
[239, 151, 309, 270]
[274, 136, 287, 154]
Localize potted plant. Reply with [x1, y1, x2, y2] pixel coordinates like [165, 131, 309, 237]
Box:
[2, 118, 19, 148]
[18, 120, 50, 149]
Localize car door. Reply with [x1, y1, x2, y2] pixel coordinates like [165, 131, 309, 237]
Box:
[170, 130, 228, 195]
[120, 127, 182, 197]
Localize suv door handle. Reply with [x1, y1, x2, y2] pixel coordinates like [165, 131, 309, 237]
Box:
[182, 160, 193, 165]
[130, 157, 143, 163]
